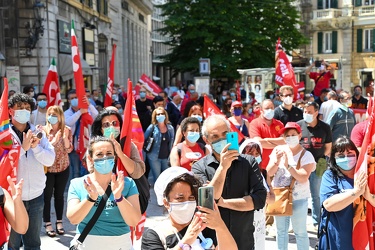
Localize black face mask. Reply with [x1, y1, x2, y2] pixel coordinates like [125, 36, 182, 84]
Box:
[227, 103, 232, 107]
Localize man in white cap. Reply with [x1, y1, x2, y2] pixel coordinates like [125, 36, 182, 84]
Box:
[305, 60, 335, 98]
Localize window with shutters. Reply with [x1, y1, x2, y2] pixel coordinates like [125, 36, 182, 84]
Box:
[323, 0, 331, 8]
[364, 29, 374, 51]
[323, 32, 332, 53]
[97, 0, 108, 15]
[80, 0, 93, 7]
[364, 0, 375, 5]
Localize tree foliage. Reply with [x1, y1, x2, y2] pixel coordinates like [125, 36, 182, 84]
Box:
[157, 0, 308, 79]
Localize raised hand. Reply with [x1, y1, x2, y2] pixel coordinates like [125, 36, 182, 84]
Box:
[111, 171, 125, 199]
[22, 130, 34, 151]
[181, 214, 205, 245]
[110, 133, 122, 156]
[354, 171, 367, 196]
[84, 175, 99, 200]
[219, 143, 239, 170]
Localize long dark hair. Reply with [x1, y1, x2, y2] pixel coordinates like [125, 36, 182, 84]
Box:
[329, 136, 359, 178]
[91, 109, 123, 140]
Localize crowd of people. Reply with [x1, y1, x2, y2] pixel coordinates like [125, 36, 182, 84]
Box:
[1, 62, 375, 250]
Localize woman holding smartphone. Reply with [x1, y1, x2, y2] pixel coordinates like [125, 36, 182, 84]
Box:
[142, 167, 237, 250]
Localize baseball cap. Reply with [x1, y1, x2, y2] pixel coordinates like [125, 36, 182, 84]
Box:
[279, 122, 302, 135]
[154, 167, 189, 206]
[231, 101, 242, 108]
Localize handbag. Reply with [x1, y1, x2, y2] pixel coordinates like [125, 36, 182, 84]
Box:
[266, 149, 306, 216]
[69, 185, 112, 250]
[143, 125, 155, 152]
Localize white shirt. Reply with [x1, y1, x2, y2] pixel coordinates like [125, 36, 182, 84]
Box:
[30, 109, 47, 126]
[319, 99, 341, 123]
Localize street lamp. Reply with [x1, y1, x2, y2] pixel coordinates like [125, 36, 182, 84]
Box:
[24, 0, 46, 54]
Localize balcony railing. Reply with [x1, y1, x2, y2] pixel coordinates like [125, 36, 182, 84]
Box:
[313, 9, 350, 19]
[355, 5, 375, 16]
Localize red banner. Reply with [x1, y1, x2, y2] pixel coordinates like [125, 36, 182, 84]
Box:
[104, 44, 116, 107]
[0, 78, 20, 190]
[203, 95, 245, 143]
[139, 74, 162, 96]
[71, 20, 93, 160]
[42, 58, 63, 108]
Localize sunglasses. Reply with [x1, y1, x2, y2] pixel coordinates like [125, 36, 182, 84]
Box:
[102, 121, 119, 128]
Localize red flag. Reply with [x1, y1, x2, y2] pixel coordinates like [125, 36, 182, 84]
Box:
[118, 79, 133, 173]
[275, 39, 298, 100]
[139, 74, 162, 96]
[71, 20, 93, 160]
[104, 44, 116, 107]
[0, 78, 20, 190]
[352, 92, 375, 249]
[203, 95, 245, 143]
[131, 98, 144, 157]
[42, 58, 63, 108]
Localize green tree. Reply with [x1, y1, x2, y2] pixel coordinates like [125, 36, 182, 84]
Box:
[158, 0, 308, 79]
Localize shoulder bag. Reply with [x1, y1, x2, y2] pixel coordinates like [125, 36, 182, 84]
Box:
[266, 149, 306, 216]
[143, 125, 155, 152]
[69, 185, 112, 250]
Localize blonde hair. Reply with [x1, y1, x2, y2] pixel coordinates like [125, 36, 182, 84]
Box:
[151, 107, 170, 125]
[44, 105, 66, 137]
[279, 85, 294, 94]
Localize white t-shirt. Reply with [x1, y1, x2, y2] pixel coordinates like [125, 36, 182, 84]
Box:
[319, 99, 341, 123]
[270, 146, 316, 200]
[30, 109, 47, 126]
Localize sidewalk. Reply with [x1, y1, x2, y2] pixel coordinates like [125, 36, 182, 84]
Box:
[39, 189, 318, 249]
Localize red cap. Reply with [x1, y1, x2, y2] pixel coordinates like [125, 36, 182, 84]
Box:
[279, 122, 301, 135]
[231, 101, 242, 108]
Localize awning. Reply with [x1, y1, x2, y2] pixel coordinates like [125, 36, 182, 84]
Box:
[58, 54, 93, 82]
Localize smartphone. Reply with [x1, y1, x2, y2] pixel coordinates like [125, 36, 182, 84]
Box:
[315, 60, 322, 68]
[198, 186, 214, 210]
[226, 132, 239, 151]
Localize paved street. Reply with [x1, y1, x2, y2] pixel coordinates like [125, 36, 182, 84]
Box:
[36, 188, 318, 250]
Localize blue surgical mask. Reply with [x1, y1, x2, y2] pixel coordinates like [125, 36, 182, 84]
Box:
[13, 109, 31, 124]
[303, 113, 314, 123]
[48, 115, 59, 125]
[71, 98, 78, 107]
[230, 93, 235, 97]
[38, 100, 47, 109]
[103, 127, 121, 139]
[140, 92, 146, 99]
[118, 108, 124, 115]
[191, 115, 203, 123]
[211, 138, 227, 154]
[189, 89, 195, 94]
[335, 156, 357, 171]
[156, 115, 166, 123]
[255, 155, 262, 164]
[233, 108, 242, 116]
[270, 94, 274, 99]
[93, 156, 115, 175]
[186, 131, 200, 143]
[248, 108, 253, 114]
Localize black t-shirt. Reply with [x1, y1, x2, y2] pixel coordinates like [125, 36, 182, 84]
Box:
[297, 119, 333, 161]
[136, 99, 154, 132]
[158, 132, 170, 159]
[351, 96, 368, 109]
[273, 105, 303, 125]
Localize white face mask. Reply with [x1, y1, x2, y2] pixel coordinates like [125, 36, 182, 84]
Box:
[283, 96, 293, 105]
[263, 109, 274, 120]
[168, 201, 196, 224]
[285, 135, 300, 148]
[303, 113, 314, 123]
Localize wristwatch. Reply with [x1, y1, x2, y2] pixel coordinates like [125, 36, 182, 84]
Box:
[178, 242, 192, 250]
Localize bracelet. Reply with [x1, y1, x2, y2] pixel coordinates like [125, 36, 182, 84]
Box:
[115, 195, 124, 203]
[178, 242, 192, 250]
[287, 165, 294, 170]
[214, 197, 222, 204]
[86, 194, 97, 202]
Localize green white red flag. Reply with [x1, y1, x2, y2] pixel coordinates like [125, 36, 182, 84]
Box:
[104, 44, 116, 107]
[42, 58, 63, 108]
[71, 20, 93, 160]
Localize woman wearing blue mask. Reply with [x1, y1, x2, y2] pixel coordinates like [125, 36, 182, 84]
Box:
[40, 105, 73, 237]
[144, 107, 175, 183]
[91, 109, 145, 179]
[67, 136, 141, 249]
[240, 139, 275, 250]
[169, 117, 208, 170]
[267, 122, 316, 250]
[318, 136, 373, 250]
[228, 101, 250, 137]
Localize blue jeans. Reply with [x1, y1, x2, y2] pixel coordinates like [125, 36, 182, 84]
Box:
[147, 153, 169, 183]
[69, 151, 80, 180]
[275, 198, 309, 250]
[9, 194, 44, 250]
[309, 170, 322, 226]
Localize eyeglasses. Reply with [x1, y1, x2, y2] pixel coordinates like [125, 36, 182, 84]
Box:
[281, 94, 293, 97]
[102, 121, 119, 128]
[37, 98, 47, 101]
